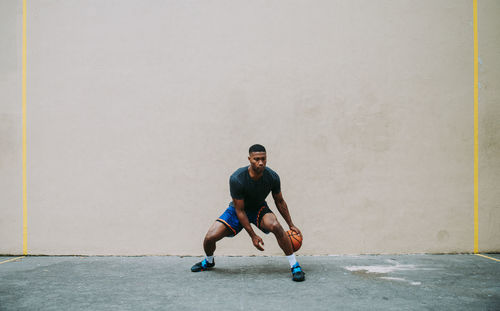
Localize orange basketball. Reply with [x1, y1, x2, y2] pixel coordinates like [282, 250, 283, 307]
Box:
[286, 230, 302, 252]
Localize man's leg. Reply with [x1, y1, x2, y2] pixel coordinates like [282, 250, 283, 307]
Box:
[259, 213, 293, 255]
[203, 220, 233, 256]
[259, 213, 305, 282]
[191, 221, 232, 272]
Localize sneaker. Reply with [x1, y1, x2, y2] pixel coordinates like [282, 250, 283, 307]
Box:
[191, 259, 215, 272]
[291, 263, 305, 282]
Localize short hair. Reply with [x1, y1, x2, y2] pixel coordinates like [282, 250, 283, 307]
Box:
[249, 144, 266, 154]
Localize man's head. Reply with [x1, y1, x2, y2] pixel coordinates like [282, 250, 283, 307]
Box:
[248, 144, 267, 173]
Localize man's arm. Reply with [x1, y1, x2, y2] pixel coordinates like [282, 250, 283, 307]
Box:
[233, 198, 265, 251]
[272, 192, 302, 235]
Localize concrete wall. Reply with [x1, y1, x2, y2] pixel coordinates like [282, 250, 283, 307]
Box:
[1, 0, 499, 255]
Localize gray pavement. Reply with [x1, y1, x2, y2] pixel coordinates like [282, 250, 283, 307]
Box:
[0, 254, 499, 310]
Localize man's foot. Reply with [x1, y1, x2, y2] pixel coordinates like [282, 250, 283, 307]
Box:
[191, 259, 215, 272]
[291, 263, 305, 282]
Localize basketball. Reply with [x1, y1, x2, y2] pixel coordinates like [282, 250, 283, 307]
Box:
[286, 230, 302, 252]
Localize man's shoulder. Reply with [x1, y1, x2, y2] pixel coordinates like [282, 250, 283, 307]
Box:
[230, 166, 249, 181]
[264, 167, 279, 179]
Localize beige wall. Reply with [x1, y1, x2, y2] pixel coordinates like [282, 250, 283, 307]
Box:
[1, 0, 23, 255]
[478, 0, 500, 253]
[1, 0, 498, 256]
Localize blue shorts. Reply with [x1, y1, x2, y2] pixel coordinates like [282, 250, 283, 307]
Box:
[217, 203, 273, 237]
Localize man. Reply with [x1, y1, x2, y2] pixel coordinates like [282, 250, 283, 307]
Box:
[191, 144, 305, 282]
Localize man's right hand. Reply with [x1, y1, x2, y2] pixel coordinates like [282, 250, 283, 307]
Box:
[252, 235, 264, 251]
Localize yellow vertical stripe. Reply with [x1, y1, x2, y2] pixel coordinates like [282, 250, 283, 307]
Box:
[22, 0, 28, 255]
[473, 0, 479, 254]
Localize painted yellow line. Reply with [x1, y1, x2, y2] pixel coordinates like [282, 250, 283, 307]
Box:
[475, 254, 500, 262]
[473, 0, 479, 254]
[0, 256, 25, 265]
[22, 0, 28, 255]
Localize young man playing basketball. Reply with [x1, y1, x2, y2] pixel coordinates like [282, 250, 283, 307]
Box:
[191, 144, 305, 282]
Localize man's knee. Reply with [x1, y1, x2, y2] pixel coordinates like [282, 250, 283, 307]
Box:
[205, 222, 229, 243]
[204, 231, 216, 243]
[267, 220, 284, 234]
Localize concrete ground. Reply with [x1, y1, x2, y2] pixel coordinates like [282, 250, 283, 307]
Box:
[0, 254, 499, 310]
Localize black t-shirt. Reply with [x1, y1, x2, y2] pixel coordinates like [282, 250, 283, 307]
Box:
[229, 166, 281, 212]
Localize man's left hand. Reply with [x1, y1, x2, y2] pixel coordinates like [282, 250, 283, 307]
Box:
[290, 225, 302, 237]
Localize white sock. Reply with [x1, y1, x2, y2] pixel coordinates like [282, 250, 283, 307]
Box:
[286, 254, 297, 267]
[206, 256, 214, 264]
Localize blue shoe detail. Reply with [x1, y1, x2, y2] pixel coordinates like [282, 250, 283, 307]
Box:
[291, 263, 305, 282]
[201, 259, 208, 269]
[292, 263, 302, 274]
[191, 258, 215, 272]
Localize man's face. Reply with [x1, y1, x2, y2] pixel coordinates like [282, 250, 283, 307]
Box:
[248, 152, 267, 173]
